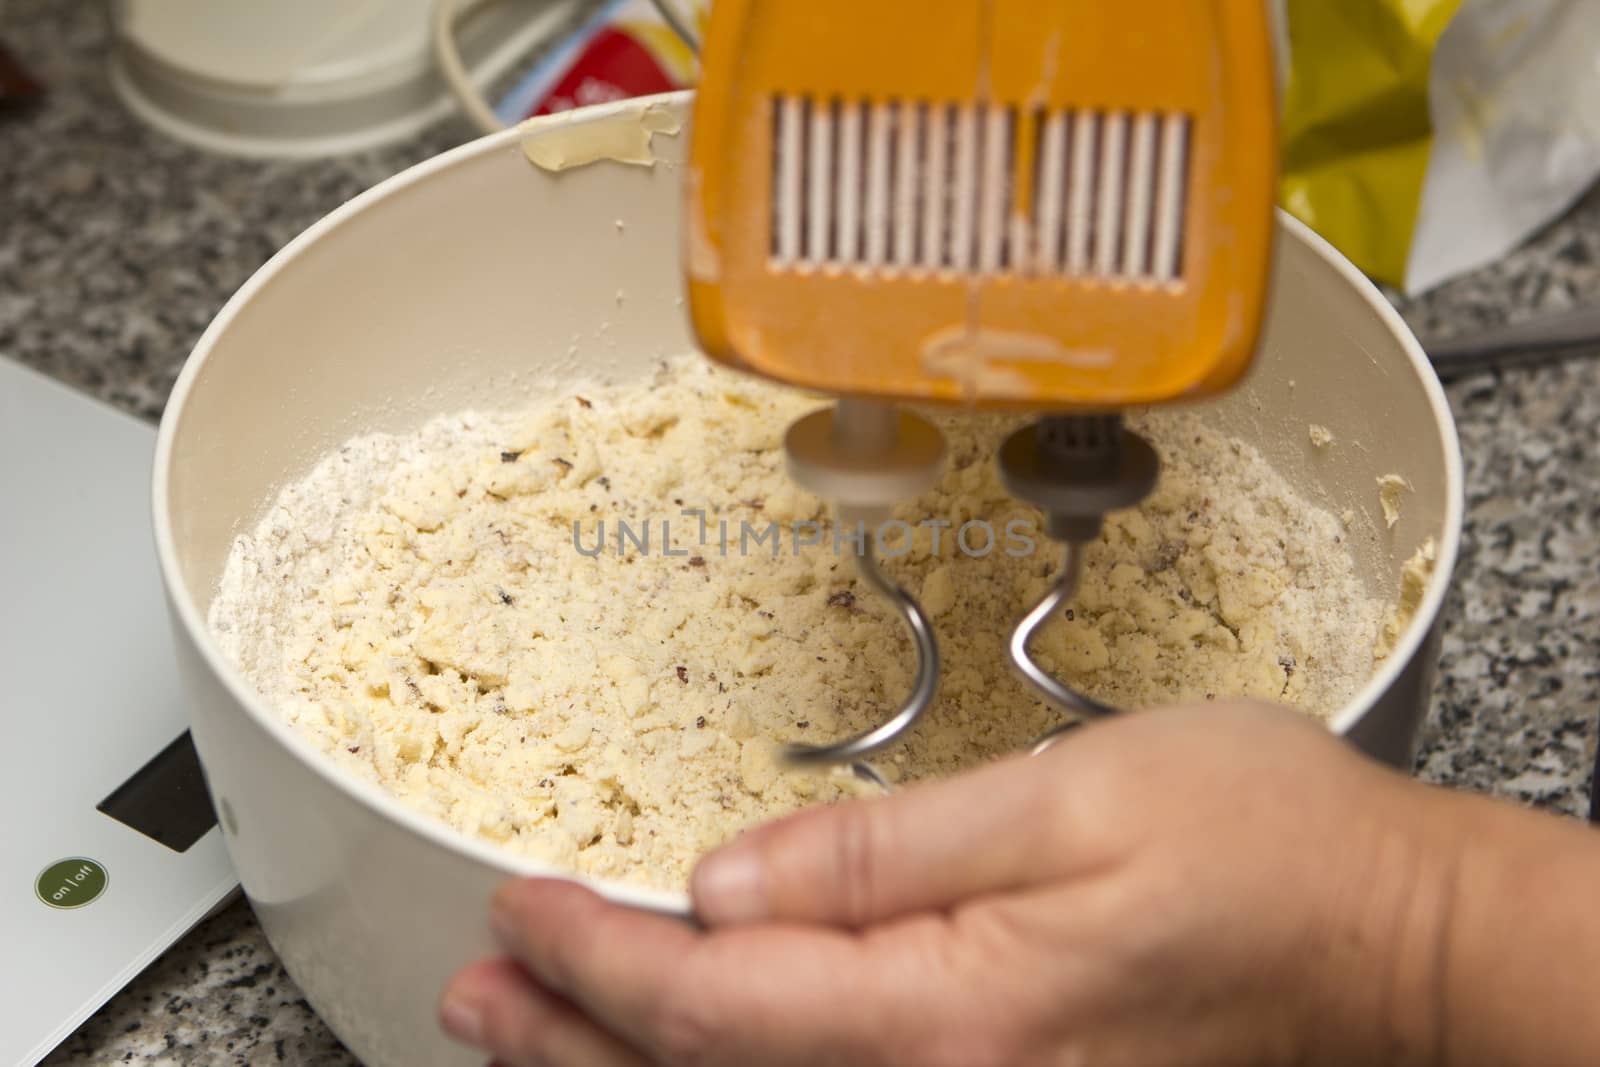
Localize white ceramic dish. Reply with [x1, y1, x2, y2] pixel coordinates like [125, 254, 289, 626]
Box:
[153, 92, 1463, 1066]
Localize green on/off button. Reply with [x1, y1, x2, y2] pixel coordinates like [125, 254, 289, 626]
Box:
[36, 858, 108, 910]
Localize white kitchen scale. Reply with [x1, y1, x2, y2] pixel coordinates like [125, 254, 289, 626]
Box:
[0, 357, 237, 1067]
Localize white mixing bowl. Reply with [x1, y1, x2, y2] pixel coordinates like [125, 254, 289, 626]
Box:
[153, 92, 1463, 1067]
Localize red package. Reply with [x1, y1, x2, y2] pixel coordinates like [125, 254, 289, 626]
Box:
[497, 0, 702, 122]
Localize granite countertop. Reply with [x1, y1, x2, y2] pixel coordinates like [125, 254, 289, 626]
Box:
[3, 2, 1597, 1064]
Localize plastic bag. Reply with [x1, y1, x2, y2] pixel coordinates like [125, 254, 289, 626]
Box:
[1409, 0, 1600, 293]
[1279, 0, 1600, 294]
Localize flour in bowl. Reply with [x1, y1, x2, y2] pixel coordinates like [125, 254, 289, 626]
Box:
[210, 356, 1385, 890]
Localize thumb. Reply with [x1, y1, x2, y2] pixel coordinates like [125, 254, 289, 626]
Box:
[690, 747, 1085, 928]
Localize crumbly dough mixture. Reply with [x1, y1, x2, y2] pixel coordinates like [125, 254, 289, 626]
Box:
[211, 357, 1385, 890]
[1375, 537, 1437, 660]
[1378, 473, 1411, 529]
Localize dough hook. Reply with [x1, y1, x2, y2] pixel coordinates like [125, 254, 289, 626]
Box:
[781, 539, 940, 768]
[799, 540, 1110, 786]
[1010, 543, 1119, 754]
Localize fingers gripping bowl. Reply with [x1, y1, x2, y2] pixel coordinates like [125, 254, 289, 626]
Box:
[154, 93, 1462, 1067]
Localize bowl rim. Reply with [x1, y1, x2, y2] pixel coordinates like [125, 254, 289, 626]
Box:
[152, 90, 1463, 918]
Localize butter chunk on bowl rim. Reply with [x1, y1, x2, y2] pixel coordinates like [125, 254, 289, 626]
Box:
[151, 92, 1463, 1067]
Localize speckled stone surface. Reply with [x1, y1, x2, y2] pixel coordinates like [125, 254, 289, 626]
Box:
[3, 1, 1597, 1064]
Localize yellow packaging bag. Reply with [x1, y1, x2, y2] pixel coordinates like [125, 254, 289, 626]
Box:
[1280, 0, 1600, 294]
[1278, 0, 1463, 288]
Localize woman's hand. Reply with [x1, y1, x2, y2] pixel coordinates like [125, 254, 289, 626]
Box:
[438, 702, 1464, 1066]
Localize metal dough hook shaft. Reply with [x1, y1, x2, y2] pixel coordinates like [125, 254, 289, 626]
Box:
[1010, 543, 1117, 751]
[782, 542, 940, 767]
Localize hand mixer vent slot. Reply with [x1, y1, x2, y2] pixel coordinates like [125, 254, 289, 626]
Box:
[768, 94, 1192, 285]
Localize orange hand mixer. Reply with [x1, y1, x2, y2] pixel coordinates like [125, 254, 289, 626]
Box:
[678, 0, 1278, 764]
